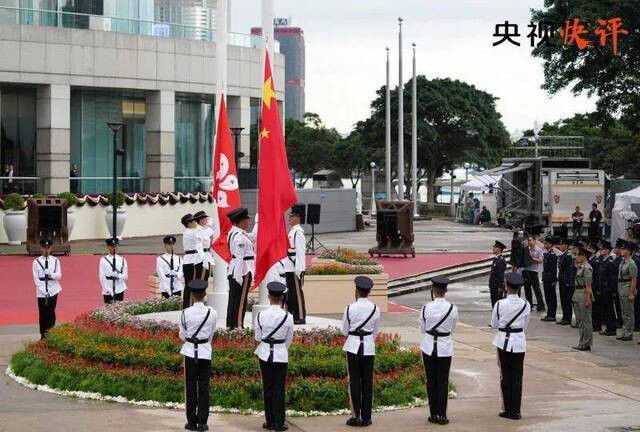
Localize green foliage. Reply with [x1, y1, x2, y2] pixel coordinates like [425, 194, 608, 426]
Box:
[305, 264, 381, 275]
[57, 192, 79, 206]
[3, 193, 25, 210]
[31, 193, 45, 199]
[356, 77, 509, 202]
[106, 191, 126, 208]
[330, 131, 375, 188]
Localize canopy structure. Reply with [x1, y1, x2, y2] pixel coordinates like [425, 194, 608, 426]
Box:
[461, 174, 502, 194]
[611, 186, 640, 242]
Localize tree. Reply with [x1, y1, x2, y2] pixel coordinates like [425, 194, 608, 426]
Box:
[531, 2, 640, 120]
[284, 113, 342, 188]
[356, 76, 510, 202]
[331, 131, 376, 188]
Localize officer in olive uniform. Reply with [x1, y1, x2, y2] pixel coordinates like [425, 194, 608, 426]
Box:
[556, 238, 575, 325]
[342, 276, 381, 427]
[617, 240, 638, 341]
[541, 236, 559, 322]
[613, 239, 625, 328]
[572, 248, 593, 351]
[491, 273, 530, 421]
[489, 241, 507, 307]
[598, 241, 618, 336]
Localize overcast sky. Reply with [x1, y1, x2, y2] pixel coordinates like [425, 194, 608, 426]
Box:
[231, 0, 595, 135]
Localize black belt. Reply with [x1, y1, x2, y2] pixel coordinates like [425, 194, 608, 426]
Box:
[287, 252, 296, 257]
[232, 255, 255, 260]
[38, 277, 52, 282]
[185, 250, 197, 254]
[498, 327, 523, 351]
[262, 337, 286, 363]
[186, 337, 209, 360]
[426, 330, 451, 338]
[106, 276, 118, 281]
[348, 330, 373, 345]
[203, 248, 210, 252]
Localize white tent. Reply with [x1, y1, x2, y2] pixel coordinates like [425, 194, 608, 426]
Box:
[611, 186, 640, 242]
[461, 174, 502, 194]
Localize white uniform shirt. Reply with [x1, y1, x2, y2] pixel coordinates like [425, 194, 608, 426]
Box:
[419, 298, 458, 357]
[341, 298, 381, 356]
[198, 224, 216, 267]
[265, 261, 287, 286]
[156, 253, 184, 295]
[254, 305, 294, 363]
[179, 302, 217, 360]
[32, 255, 62, 298]
[491, 294, 530, 353]
[182, 228, 206, 265]
[99, 254, 128, 296]
[283, 225, 306, 275]
[227, 226, 256, 284]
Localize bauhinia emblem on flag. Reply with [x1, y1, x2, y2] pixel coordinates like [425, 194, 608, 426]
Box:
[254, 51, 298, 286]
[212, 96, 241, 262]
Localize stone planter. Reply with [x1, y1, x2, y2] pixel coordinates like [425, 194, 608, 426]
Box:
[3, 209, 26, 245]
[67, 207, 77, 236]
[105, 207, 127, 238]
[148, 273, 213, 299]
[303, 273, 388, 314]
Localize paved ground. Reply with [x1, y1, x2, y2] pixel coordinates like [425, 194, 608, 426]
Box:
[0, 218, 513, 255]
[3, 274, 640, 431]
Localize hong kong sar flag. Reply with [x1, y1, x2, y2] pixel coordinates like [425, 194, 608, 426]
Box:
[211, 96, 241, 262]
[254, 51, 298, 286]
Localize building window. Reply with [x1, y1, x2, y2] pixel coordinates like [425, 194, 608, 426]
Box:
[0, 86, 37, 194]
[174, 95, 213, 193]
[70, 89, 145, 194]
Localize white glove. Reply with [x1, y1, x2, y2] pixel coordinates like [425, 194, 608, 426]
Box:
[254, 213, 259, 223]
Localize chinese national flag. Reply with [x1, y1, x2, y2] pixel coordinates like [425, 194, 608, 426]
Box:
[254, 51, 298, 286]
[211, 96, 241, 262]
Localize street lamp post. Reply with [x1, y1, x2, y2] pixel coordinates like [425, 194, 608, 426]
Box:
[107, 122, 125, 241]
[229, 127, 245, 169]
[370, 162, 377, 217]
[464, 162, 470, 181]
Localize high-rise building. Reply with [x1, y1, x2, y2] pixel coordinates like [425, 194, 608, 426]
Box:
[252, 20, 305, 121]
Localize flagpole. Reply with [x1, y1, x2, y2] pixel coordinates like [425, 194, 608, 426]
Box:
[211, 0, 229, 320]
[385, 47, 391, 200]
[397, 17, 404, 201]
[411, 42, 418, 217]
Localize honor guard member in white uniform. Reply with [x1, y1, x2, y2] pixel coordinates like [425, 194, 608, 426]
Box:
[182, 213, 207, 309]
[342, 276, 381, 427]
[179, 279, 217, 432]
[284, 205, 307, 324]
[99, 238, 128, 304]
[226, 207, 255, 329]
[255, 282, 294, 432]
[491, 272, 530, 421]
[156, 236, 183, 298]
[32, 239, 62, 339]
[194, 210, 217, 281]
[266, 262, 288, 309]
[419, 276, 458, 425]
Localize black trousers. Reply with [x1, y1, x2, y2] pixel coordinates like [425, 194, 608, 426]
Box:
[183, 262, 204, 309]
[542, 281, 557, 318]
[259, 360, 287, 428]
[523, 270, 545, 310]
[592, 290, 603, 331]
[601, 291, 618, 331]
[346, 352, 375, 422]
[497, 349, 525, 416]
[489, 284, 504, 308]
[161, 291, 182, 299]
[615, 293, 624, 326]
[285, 272, 306, 324]
[37, 294, 58, 338]
[588, 224, 601, 242]
[226, 274, 251, 329]
[103, 292, 124, 304]
[422, 353, 451, 419]
[558, 281, 574, 322]
[184, 357, 211, 426]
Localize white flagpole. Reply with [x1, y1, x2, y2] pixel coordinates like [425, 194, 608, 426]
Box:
[411, 42, 418, 217]
[211, 0, 229, 321]
[397, 17, 404, 201]
[385, 47, 391, 200]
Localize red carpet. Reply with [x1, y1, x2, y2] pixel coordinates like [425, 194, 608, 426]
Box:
[1, 252, 489, 325]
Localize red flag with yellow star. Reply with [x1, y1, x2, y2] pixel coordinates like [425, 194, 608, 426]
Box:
[254, 51, 298, 286]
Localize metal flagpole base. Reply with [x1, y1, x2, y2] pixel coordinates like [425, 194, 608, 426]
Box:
[210, 252, 229, 321]
[209, 292, 229, 320]
[251, 279, 270, 328]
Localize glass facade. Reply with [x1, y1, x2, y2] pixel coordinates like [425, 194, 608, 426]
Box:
[174, 95, 213, 193]
[0, 86, 37, 194]
[70, 89, 145, 194]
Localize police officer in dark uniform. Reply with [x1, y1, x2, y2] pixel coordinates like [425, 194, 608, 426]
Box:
[541, 236, 559, 322]
[556, 238, 575, 325]
[489, 241, 507, 307]
[598, 240, 618, 336]
[588, 242, 602, 332]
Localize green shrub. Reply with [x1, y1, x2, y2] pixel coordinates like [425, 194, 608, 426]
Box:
[106, 191, 126, 208]
[3, 193, 25, 210]
[30, 193, 45, 199]
[57, 192, 79, 206]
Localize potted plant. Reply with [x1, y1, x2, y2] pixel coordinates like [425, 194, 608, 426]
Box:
[3, 193, 26, 245]
[57, 192, 79, 236]
[105, 191, 127, 238]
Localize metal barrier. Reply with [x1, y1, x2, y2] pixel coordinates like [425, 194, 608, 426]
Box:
[0, 176, 41, 195]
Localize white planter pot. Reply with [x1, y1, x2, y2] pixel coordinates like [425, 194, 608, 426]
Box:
[3, 209, 26, 245]
[105, 207, 127, 238]
[67, 207, 76, 236]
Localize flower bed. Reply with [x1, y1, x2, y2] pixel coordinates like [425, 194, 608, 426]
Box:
[9, 298, 436, 415]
